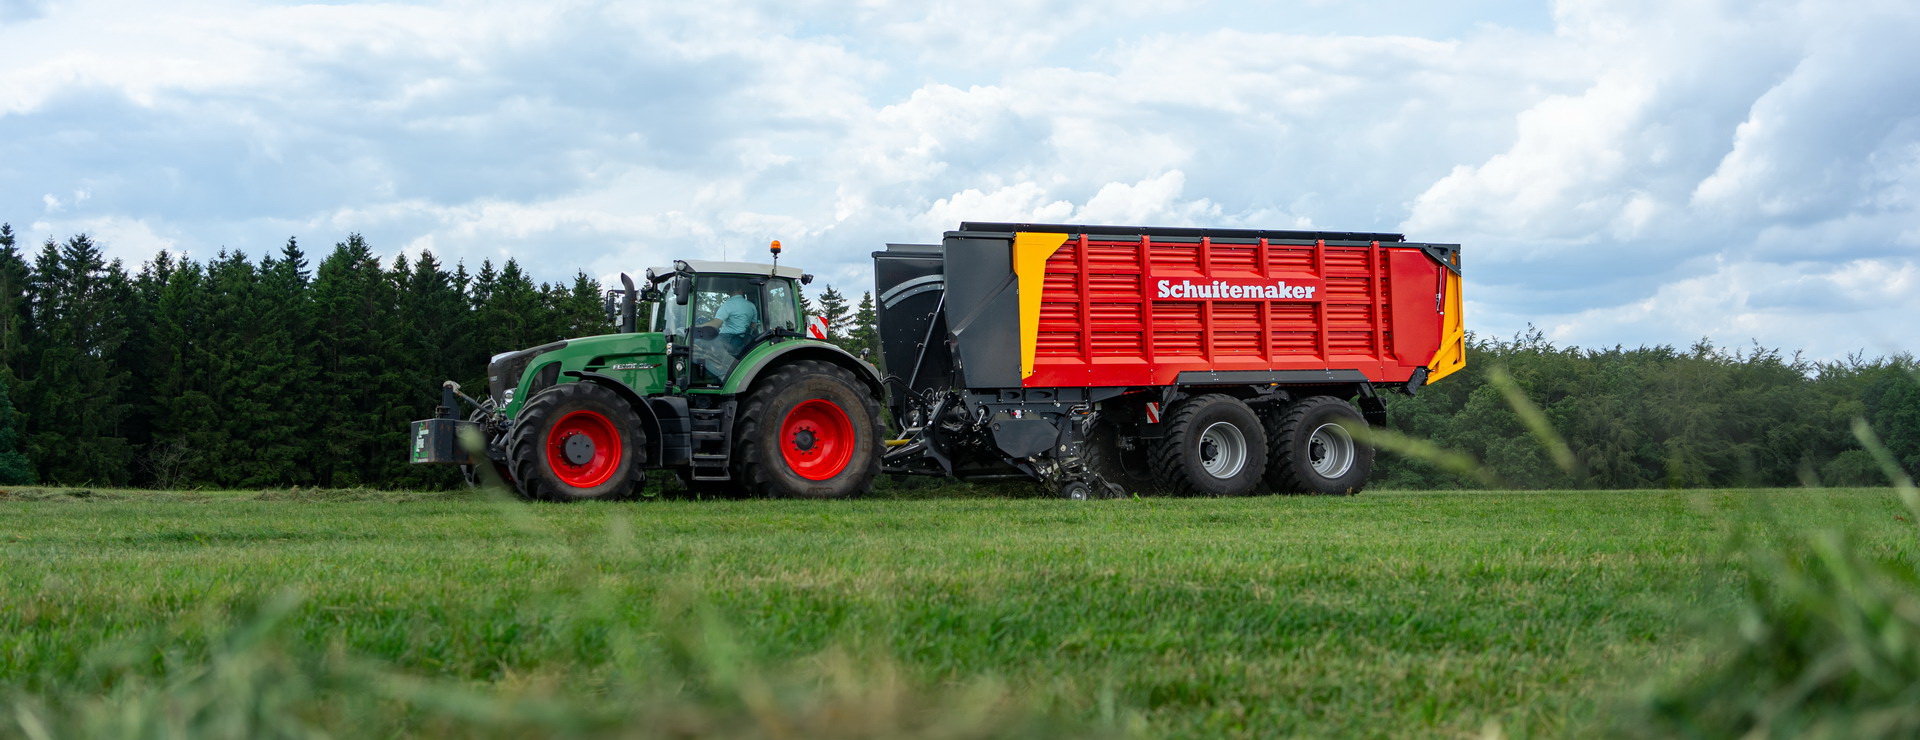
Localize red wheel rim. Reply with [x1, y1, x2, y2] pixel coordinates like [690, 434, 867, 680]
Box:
[780, 399, 855, 481]
[545, 410, 623, 488]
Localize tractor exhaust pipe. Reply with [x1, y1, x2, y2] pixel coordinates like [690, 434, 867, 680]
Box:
[619, 273, 637, 333]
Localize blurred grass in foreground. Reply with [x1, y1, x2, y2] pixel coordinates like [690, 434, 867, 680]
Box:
[5, 487, 1907, 739]
[1624, 422, 1920, 739]
[6, 588, 1108, 740]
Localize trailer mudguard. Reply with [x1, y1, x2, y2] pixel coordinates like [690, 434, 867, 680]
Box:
[716, 339, 885, 398]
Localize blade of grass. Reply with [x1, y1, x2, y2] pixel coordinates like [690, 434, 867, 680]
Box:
[1486, 364, 1580, 476]
[1850, 417, 1919, 519]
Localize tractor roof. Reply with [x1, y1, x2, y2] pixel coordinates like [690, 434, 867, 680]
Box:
[650, 259, 805, 280]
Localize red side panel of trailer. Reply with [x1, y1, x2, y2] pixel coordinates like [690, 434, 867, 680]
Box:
[1023, 234, 1449, 389]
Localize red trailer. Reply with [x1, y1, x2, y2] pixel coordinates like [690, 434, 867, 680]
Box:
[874, 223, 1464, 498]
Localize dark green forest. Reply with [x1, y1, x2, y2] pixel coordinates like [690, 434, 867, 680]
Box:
[0, 223, 1911, 490]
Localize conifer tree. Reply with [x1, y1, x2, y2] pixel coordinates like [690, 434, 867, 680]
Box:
[309, 234, 400, 486]
[555, 271, 611, 338]
[391, 251, 467, 488]
[403, 251, 469, 394]
[191, 248, 312, 488]
[0, 224, 29, 385]
[22, 235, 134, 484]
[147, 258, 220, 487]
[0, 375, 34, 485]
[459, 259, 498, 391]
[815, 285, 850, 343]
[259, 238, 318, 485]
[477, 259, 544, 353]
[849, 291, 880, 366]
[121, 250, 179, 484]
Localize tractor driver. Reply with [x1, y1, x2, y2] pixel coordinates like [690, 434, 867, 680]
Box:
[699, 282, 758, 357]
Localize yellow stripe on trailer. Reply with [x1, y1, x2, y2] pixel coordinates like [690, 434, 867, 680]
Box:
[1427, 270, 1467, 382]
[1011, 231, 1070, 380]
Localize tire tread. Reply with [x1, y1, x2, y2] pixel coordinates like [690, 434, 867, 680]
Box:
[732, 360, 883, 499]
[1263, 395, 1369, 496]
[504, 382, 644, 501]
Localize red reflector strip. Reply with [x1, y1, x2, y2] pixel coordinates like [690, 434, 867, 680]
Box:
[1145, 402, 1161, 424]
[806, 315, 829, 339]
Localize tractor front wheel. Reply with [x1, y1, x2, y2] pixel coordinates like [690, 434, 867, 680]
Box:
[732, 360, 882, 498]
[506, 382, 646, 501]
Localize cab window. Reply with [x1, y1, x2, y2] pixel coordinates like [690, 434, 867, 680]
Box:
[765, 279, 798, 334]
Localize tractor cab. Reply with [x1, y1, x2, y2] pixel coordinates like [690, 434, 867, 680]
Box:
[646, 259, 810, 386]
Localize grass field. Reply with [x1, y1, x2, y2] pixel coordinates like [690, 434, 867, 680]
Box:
[3, 486, 1915, 738]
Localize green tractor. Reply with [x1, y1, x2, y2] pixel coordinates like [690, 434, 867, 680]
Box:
[410, 244, 885, 500]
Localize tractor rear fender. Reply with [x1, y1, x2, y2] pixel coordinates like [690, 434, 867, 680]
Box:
[720, 340, 884, 400]
[564, 370, 671, 467]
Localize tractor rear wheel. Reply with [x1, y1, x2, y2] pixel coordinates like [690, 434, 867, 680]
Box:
[506, 382, 646, 501]
[1149, 394, 1268, 496]
[732, 360, 882, 499]
[1263, 396, 1373, 496]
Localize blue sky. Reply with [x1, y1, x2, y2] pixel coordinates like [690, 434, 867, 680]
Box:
[2, 0, 1916, 358]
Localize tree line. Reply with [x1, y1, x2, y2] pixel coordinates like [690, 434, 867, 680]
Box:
[1374, 329, 1919, 489]
[0, 223, 1908, 490]
[0, 225, 612, 488]
[0, 224, 891, 489]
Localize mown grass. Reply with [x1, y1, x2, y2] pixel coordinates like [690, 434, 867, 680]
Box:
[2, 486, 1914, 738]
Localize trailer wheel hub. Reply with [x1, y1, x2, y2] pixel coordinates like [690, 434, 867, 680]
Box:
[1197, 421, 1249, 479]
[1307, 422, 1356, 478]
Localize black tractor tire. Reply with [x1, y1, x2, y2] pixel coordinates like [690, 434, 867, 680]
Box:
[732, 360, 883, 499]
[1149, 394, 1269, 496]
[505, 382, 647, 501]
[1264, 396, 1373, 496]
[1086, 422, 1161, 496]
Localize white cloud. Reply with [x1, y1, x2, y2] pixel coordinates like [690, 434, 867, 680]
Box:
[25, 215, 178, 262]
[0, 0, 1915, 356]
[1541, 256, 1920, 358]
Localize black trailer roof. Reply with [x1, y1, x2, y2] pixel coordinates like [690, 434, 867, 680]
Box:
[956, 221, 1405, 244]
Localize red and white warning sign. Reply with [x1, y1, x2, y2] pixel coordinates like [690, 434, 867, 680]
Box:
[805, 315, 829, 340]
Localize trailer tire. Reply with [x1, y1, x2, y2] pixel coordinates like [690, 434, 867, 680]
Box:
[1149, 394, 1268, 496]
[1264, 396, 1372, 496]
[733, 360, 883, 499]
[506, 382, 646, 501]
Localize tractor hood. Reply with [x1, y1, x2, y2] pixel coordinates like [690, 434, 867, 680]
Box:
[487, 340, 567, 407]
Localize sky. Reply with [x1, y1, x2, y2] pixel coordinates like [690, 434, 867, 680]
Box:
[1, 0, 1916, 359]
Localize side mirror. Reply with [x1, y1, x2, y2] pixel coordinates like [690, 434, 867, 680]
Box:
[602, 290, 618, 323]
[673, 275, 692, 305]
